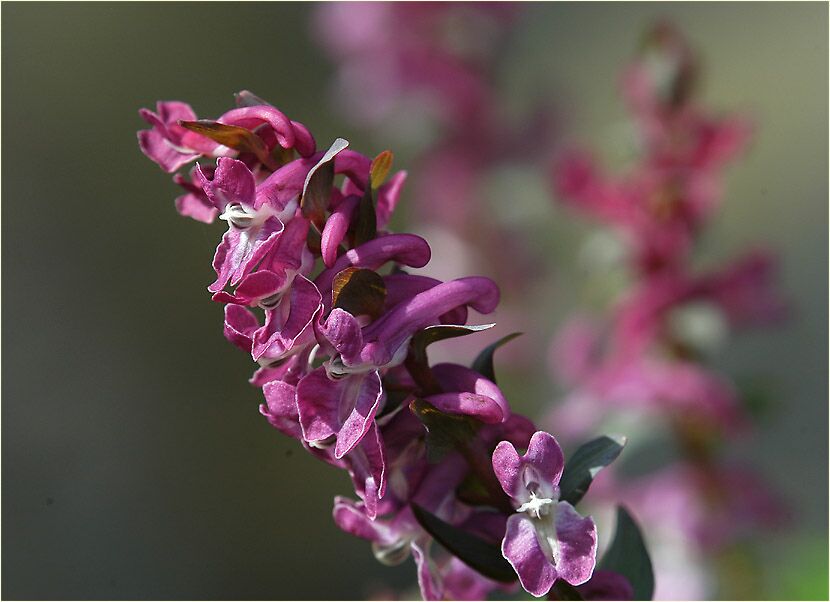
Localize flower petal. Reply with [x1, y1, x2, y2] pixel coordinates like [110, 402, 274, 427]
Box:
[321, 195, 359, 267]
[428, 363, 509, 423]
[296, 369, 383, 459]
[551, 501, 597, 586]
[200, 157, 256, 211]
[222, 304, 259, 352]
[260, 380, 302, 439]
[492, 432, 565, 502]
[252, 275, 322, 361]
[502, 513, 558, 597]
[335, 371, 384, 458]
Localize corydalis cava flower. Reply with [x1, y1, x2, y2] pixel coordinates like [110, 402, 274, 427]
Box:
[137, 91, 644, 600]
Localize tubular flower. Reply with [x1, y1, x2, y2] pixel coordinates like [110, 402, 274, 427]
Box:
[493, 431, 598, 596]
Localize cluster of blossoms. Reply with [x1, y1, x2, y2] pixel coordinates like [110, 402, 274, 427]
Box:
[137, 93, 644, 600]
[547, 23, 786, 598]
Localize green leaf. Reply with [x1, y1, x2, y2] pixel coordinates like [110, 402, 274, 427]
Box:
[470, 332, 522, 383]
[352, 185, 377, 246]
[409, 323, 495, 366]
[599, 506, 654, 600]
[332, 267, 387, 320]
[410, 503, 516, 583]
[410, 399, 478, 463]
[559, 435, 627, 506]
[301, 138, 349, 228]
[406, 324, 496, 395]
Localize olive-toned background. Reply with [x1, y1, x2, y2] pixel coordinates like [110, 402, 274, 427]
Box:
[3, 2, 827, 599]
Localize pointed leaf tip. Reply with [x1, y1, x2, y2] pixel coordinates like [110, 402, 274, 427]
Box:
[471, 332, 523, 384]
[599, 506, 654, 600]
[559, 435, 627, 506]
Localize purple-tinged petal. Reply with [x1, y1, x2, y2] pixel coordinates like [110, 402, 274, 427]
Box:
[289, 119, 317, 157]
[315, 233, 431, 294]
[137, 101, 218, 172]
[255, 155, 319, 212]
[172, 166, 218, 223]
[443, 557, 507, 601]
[551, 501, 598, 586]
[333, 497, 391, 542]
[424, 392, 506, 424]
[260, 380, 302, 439]
[137, 128, 200, 173]
[212, 270, 287, 306]
[334, 149, 372, 189]
[412, 537, 443, 601]
[343, 422, 387, 519]
[318, 308, 364, 366]
[492, 432, 565, 503]
[174, 191, 218, 223]
[376, 170, 407, 229]
[335, 371, 384, 459]
[502, 513, 558, 597]
[429, 363, 509, 423]
[209, 216, 285, 292]
[321, 195, 359, 267]
[223, 304, 259, 353]
[252, 275, 322, 362]
[411, 453, 468, 511]
[355, 277, 499, 369]
[198, 157, 256, 211]
[576, 570, 634, 601]
[382, 273, 468, 325]
[218, 106, 316, 157]
[263, 215, 312, 274]
[249, 352, 309, 388]
[296, 369, 384, 459]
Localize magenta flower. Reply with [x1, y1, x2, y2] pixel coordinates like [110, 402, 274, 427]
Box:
[198, 156, 313, 293]
[296, 367, 384, 460]
[137, 101, 226, 172]
[492, 431, 598, 597]
[320, 276, 499, 374]
[297, 277, 499, 458]
[425, 363, 509, 424]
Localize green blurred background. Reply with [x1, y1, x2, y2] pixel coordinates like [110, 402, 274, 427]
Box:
[2, 2, 826, 599]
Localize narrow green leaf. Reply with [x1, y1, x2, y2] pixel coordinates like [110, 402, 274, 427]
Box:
[406, 324, 496, 396]
[332, 267, 387, 320]
[409, 323, 496, 367]
[301, 138, 349, 228]
[352, 185, 377, 246]
[599, 506, 654, 600]
[559, 435, 627, 506]
[410, 503, 516, 583]
[470, 332, 522, 383]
